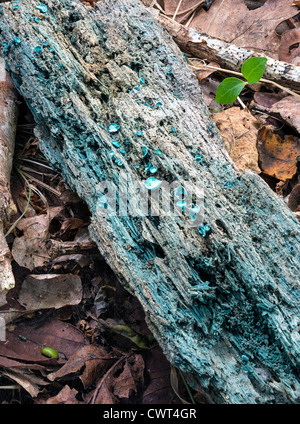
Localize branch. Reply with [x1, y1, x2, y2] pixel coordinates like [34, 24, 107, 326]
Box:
[0, 57, 18, 305]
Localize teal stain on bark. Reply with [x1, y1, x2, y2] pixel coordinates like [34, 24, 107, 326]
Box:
[0, 0, 299, 404]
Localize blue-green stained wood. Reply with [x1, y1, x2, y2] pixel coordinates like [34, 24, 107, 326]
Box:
[0, 0, 299, 404]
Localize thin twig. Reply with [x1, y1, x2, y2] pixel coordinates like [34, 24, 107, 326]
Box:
[237, 96, 247, 110]
[0, 386, 20, 390]
[206, 0, 226, 34]
[5, 169, 32, 237]
[260, 77, 300, 98]
[151, 1, 165, 14]
[178, 369, 196, 404]
[185, 10, 196, 28]
[166, 0, 205, 17]
[19, 169, 61, 196]
[19, 158, 55, 171]
[173, 0, 184, 20]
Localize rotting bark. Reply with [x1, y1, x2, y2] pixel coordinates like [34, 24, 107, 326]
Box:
[0, 0, 299, 403]
[155, 12, 300, 92]
[46, 239, 98, 260]
[0, 56, 18, 305]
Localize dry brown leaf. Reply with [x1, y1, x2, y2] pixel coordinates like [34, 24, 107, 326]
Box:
[45, 385, 82, 404]
[278, 29, 300, 65]
[195, 61, 220, 83]
[288, 183, 300, 212]
[47, 344, 116, 389]
[16, 195, 36, 218]
[88, 381, 119, 404]
[16, 207, 63, 237]
[257, 126, 300, 180]
[87, 353, 144, 404]
[1, 369, 48, 398]
[11, 207, 64, 270]
[54, 217, 85, 240]
[113, 355, 144, 399]
[212, 107, 261, 173]
[11, 236, 50, 270]
[0, 318, 86, 365]
[190, 0, 298, 59]
[17, 274, 82, 311]
[253, 92, 287, 109]
[142, 345, 176, 404]
[201, 77, 222, 109]
[0, 309, 35, 328]
[270, 96, 300, 135]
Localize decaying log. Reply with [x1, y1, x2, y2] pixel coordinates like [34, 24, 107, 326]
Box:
[156, 13, 300, 92]
[0, 56, 18, 305]
[0, 0, 299, 403]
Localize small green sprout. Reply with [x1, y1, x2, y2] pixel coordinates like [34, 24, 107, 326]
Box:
[215, 57, 267, 105]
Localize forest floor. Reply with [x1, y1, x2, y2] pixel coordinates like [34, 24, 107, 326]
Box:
[0, 0, 299, 404]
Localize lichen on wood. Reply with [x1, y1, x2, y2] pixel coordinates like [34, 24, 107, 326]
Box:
[0, 0, 299, 403]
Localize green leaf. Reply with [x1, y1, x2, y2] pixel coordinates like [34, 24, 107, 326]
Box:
[111, 324, 155, 349]
[241, 57, 267, 84]
[215, 77, 247, 104]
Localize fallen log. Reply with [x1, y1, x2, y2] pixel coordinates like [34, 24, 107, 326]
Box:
[0, 56, 18, 305]
[0, 0, 299, 403]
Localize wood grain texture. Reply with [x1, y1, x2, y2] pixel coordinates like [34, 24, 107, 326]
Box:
[0, 56, 18, 300]
[0, 0, 299, 403]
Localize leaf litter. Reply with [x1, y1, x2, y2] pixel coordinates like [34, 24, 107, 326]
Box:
[1, 111, 185, 405]
[1, 0, 300, 404]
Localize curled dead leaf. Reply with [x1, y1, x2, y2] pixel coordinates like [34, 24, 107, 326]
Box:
[270, 96, 300, 134]
[11, 208, 64, 270]
[113, 355, 144, 400]
[1, 369, 48, 398]
[278, 28, 300, 65]
[47, 344, 116, 389]
[257, 126, 300, 180]
[86, 353, 144, 404]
